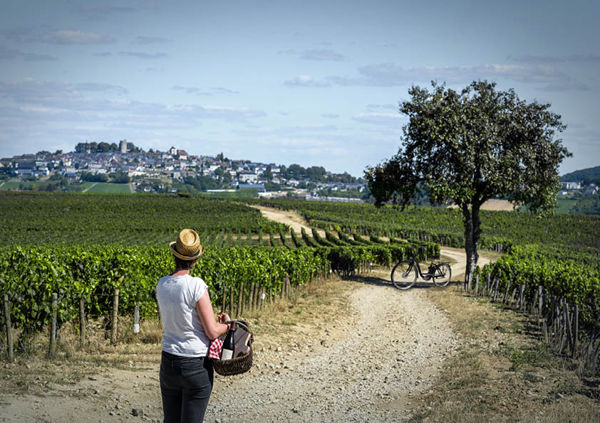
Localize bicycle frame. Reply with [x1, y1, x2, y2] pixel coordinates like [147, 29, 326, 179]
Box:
[407, 255, 436, 281]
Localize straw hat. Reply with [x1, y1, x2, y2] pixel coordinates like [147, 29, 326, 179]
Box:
[170, 229, 204, 261]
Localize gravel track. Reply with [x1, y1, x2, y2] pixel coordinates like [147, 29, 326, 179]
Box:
[203, 205, 465, 422]
[206, 282, 458, 422]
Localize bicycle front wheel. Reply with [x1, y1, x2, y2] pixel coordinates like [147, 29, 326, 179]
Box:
[391, 261, 417, 290]
[432, 263, 452, 287]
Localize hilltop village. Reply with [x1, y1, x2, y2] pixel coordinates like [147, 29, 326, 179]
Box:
[0, 140, 367, 201]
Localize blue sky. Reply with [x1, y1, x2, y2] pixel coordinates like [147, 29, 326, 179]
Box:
[0, 0, 598, 176]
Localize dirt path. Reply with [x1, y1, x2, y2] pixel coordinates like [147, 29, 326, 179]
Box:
[82, 182, 98, 193]
[206, 281, 458, 422]
[251, 205, 325, 237]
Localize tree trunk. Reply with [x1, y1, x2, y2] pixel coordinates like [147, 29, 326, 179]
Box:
[462, 202, 481, 288]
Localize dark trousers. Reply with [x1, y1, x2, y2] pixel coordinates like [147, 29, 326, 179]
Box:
[160, 351, 214, 423]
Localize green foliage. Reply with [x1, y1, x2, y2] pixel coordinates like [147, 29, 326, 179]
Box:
[290, 229, 304, 248]
[301, 228, 319, 247]
[257, 200, 599, 255]
[480, 245, 600, 329]
[0, 192, 287, 246]
[571, 193, 600, 215]
[311, 228, 335, 247]
[0, 245, 328, 334]
[366, 81, 569, 213]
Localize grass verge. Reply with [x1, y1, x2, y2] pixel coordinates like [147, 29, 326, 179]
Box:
[409, 287, 600, 422]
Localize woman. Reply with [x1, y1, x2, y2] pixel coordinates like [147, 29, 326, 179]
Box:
[156, 228, 230, 423]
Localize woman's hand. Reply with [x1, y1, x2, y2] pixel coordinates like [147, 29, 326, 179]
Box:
[197, 293, 230, 340]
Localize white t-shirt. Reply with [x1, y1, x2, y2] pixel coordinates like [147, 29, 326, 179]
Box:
[156, 274, 210, 357]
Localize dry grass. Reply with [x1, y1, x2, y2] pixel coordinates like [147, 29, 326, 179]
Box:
[230, 275, 357, 353]
[0, 275, 356, 398]
[410, 288, 600, 422]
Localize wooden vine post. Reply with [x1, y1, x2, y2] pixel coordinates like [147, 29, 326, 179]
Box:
[237, 283, 245, 317]
[111, 289, 119, 345]
[79, 296, 86, 347]
[48, 292, 58, 358]
[573, 304, 579, 359]
[3, 294, 14, 362]
[247, 283, 254, 312]
[220, 284, 226, 314]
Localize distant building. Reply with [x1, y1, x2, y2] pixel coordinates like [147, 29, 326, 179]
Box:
[119, 140, 127, 154]
[239, 173, 258, 183]
[561, 181, 582, 190]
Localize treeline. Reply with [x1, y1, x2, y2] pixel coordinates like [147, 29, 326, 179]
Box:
[278, 163, 360, 183]
[80, 171, 130, 183]
[560, 165, 600, 186]
[74, 141, 142, 154]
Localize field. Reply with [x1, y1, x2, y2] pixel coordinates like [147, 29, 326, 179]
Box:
[0, 181, 29, 190]
[556, 197, 579, 214]
[0, 191, 286, 246]
[1, 192, 599, 421]
[81, 182, 132, 193]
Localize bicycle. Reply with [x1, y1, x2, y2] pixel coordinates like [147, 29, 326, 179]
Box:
[390, 252, 452, 290]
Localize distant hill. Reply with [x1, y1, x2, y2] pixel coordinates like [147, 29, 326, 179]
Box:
[560, 165, 600, 185]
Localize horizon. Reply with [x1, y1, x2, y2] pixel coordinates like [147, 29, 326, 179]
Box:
[1, 0, 599, 178]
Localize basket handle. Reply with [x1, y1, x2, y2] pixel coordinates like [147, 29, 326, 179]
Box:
[224, 320, 251, 333]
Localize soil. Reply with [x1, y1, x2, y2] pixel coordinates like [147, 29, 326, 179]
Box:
[448, 199, 517, 211]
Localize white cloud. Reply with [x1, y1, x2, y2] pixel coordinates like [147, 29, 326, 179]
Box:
[172, 85, 239, 96]
[0, 79, 266, 134]
[284, 75, 331, 88]
[352, 112, 403, 125]
[510, 54, 600, 65]
[134, 36, 171, 44]
[279, 48, 344, 62]
[324, 63, 589, 92]
[0, 45, 57, 61]
[43, 30, 115, 44]
[299, 49, 344, 61]
[119, 51, 167, 59]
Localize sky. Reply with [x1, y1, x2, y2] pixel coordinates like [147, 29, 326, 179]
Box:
[0, 0, 598, 177]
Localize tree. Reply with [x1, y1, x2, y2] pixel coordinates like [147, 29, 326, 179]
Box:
[366, 80, 570, 287]
[263, 165, 273, 181]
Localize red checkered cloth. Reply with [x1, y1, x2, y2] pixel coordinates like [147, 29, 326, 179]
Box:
[208, 338, 223, 360]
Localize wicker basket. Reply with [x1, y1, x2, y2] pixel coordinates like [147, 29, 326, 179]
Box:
[211, 320, 253, 376]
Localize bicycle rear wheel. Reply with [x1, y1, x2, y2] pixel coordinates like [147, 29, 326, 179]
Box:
[391, 261, 417, 289]
[432, 263, 452, 287]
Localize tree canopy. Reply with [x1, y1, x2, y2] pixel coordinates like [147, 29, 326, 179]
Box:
[366, 80, 570, 284]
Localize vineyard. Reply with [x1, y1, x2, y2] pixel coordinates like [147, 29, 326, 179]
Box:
[0, 192, 286, 246]
[253, 199, 600, 331]
[1, 191, 599, 372]
[0, 192, 438, 354]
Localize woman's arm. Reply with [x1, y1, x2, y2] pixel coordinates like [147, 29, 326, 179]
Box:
[196, 291, 230, 340]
